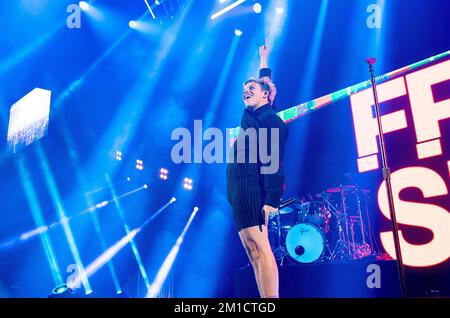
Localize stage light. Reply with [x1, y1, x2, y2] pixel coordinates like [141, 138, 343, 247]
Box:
[79, 1, 89, 11]
[155, 0, 160, 5]
[276, 7, 285, 14]
[127, 177, 131, 182]
[234, 29, 243, 36]
[219, 0, 227, 3]
[144, 184, 148, 189]
[129, 20, 138, 28]
[253, 3, 262, 14]
[116, 150, 122, 161]
[159, 168, 169, 180]
[8, 88, 51, 153]
[136, 159, 144, 170]
[53, 284, 70, 295]
[49, 284, 74, 298]
[183, 178, 193, 190]
[116, 290, 123, 294]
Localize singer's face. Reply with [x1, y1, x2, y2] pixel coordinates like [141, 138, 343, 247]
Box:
[242, 82, 267, 108]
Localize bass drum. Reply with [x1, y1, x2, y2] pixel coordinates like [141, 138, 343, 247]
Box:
[286, 223, 325, 263]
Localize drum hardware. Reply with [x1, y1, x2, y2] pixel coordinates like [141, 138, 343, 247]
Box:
[340, 185, 352, 257]
[271, 211, 289, 265]
[268, 186, 375, 265]
[316, 196, 350, 261]
[347, 187, 374, 259]
[344, 173, 378, 257]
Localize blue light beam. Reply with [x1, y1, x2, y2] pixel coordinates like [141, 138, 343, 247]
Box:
[146, 207, 199, 298]
[16, 155, 64, 287]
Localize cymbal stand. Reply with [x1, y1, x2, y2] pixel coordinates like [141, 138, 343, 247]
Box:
[340, 186, 352, 257]
[355, 189, 371, 257]
[321, 197, 349, 261]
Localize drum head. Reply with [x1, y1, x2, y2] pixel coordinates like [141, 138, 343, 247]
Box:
[286, 223, 325, 263]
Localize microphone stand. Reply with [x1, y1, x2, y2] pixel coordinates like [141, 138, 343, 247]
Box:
[367, 57, 407, 298]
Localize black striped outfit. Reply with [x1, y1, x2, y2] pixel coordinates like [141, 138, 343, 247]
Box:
[226, 68, 288, 231]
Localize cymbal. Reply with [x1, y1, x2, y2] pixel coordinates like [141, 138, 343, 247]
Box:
[278, 206, 294, 214]
[326, 185, 370, 194]
[326, 185, 357, 193]
[315, 192, 331, 199]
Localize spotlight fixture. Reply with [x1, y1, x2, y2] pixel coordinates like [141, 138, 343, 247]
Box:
[79, 1, 89, 11]
[253, 3, 262, 14]
[129, 20, 138, 28]
[116, 150, 122, 161]
[136, 159, 144, 170]
[159, 168, 169, 180]
[49, 284, 74, 298]
[183, 178, 193, 190]
[234, 29, 243, 36]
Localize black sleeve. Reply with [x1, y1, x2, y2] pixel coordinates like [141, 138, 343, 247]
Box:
[259, 68, 272, 79]
[260, 113, 288, 208]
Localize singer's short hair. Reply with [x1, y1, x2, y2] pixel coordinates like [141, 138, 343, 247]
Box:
[243, 78, 277, 105]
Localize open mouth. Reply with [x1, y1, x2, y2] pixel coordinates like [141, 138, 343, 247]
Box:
[244, 94, 253, 100]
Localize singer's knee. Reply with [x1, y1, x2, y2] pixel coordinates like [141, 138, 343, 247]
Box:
[244, 239, 261, 263]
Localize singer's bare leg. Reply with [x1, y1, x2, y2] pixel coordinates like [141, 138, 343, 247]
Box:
[239, 223, 279, 298]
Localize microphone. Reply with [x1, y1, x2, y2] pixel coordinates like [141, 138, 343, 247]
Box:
[366, 57, 376, 65]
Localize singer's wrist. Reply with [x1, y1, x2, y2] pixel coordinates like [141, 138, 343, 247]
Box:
[260, 59, 268, 69]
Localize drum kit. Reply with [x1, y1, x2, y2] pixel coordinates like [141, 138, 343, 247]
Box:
[268, 184, 376, 265]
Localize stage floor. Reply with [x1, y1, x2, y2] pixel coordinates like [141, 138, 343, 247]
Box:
[234, 260, 402, 298]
